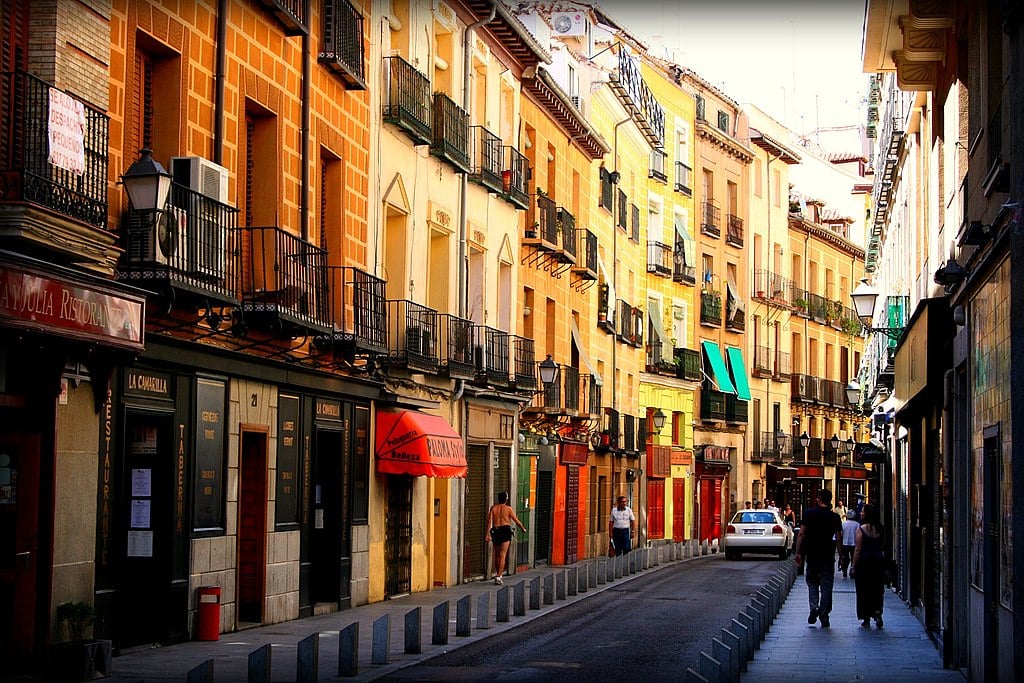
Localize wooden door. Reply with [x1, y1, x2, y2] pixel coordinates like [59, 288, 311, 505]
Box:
[384, 476, 412, 597]
[0, 434, 40, 665]
[237, 431, 267, 624]
[672, 478, 686, 542]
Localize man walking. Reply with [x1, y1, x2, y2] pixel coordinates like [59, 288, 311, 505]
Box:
[609, 496, 636, 556]
[794, 489, 843, 627]
[840, 510, 859, 578]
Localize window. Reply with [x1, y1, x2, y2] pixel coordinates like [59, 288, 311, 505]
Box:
[717, 109, 730, 133]
[244, 104, 279, 227]
[133, 36, 182, 163]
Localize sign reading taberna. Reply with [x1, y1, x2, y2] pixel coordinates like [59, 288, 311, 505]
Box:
[375, 410, 467, 478]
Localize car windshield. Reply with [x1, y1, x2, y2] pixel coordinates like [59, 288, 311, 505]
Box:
[733, 512, 776, 525]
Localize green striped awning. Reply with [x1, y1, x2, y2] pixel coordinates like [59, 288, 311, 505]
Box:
[725, 346, 752, 401]
[701, 341, 736, 394]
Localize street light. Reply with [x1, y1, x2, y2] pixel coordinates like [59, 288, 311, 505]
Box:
[121, 148, 172, 211]
[850, 278, 905, 342]
[798, 432, 810, 450]
[845, 380, 862, 407]
[538, 355, 559, 387]
[652, 408, 667, 433]
[774, 429, 786, 455]
[830, 434, 840, 453]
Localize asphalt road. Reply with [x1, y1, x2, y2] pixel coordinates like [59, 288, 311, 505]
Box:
[380, 554, 785, 682]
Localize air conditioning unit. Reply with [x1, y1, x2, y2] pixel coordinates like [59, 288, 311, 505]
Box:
[551, 11, 586, 36]
[406, 325, 434, 357]
[569, 94, 583, 114]
[126, 207, 188, 267]
[170, 156, 229, 203]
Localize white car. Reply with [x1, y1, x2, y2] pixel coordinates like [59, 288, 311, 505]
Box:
[722, 510, 794, 560]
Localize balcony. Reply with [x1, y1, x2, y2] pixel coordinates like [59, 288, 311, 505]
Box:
[385, 299, 439, 373]
[556, 207, 578, 265]
[774, 350, 792, 381]
[607, 47, 665, 148]
[436, 313, 475, 380]
[562, 365, 580, 415]
[501, 146, 530, 210]
[622, 413, 639, 454]
[755, 431, 792, 463]
[700, 289, 722, 327]
[752, 270, 792, 309]
[580, 374, 602, 418]
[571, 229, 598, 284]
[674, 347, 702, 381]
[318, 0, 366, 89]
[791, 373, 818, 402]
[645, 340, 674, 375]
[725, 214, 744, 247]
[430, 92, 470, 172]
[753, 345, 773, 378]
[674, 161, 692, 196]
[383, 56, 431, 146]
[617, 300, 644, 347]
[725, 394, 748, 423]
[473, 325, 511, 388]
[525, 193, 557, 248]
[511, 335, 537, 391]
[701, 200, 721, 238]
[468, 126, 503, 193]
[646, 240, 673, 277]
[700, 388, 727, 421]
[673, 239, 696, 284]
[237, 225, 331, 336]
[649, 149, 667, 182]
[316, 266, 387, 359]
[122, 183, 239, 307]
[258, 0, 308, 35]
[1, 71, 112, 260]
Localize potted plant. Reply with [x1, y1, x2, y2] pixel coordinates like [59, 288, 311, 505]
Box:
[53, 601, 112, 680]
[793, 298, 809, 316]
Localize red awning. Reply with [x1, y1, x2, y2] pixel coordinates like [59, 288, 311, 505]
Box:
[375, 410, 467, 478]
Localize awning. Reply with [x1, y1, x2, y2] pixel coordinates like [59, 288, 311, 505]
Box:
[596, 253, 616, 326]
[674, 216, 695, 268]
[648, 299, 673, 364]
[570, 318, 603, 385]
[701, 341, 736, 394]
[376, 410, 467, 478]
[725, 346, 752, 400]
[726, 280, 745, 322]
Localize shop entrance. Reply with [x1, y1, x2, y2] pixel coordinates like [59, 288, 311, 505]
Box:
[118, 410, 175, 648]
[310, 427, 350, 608]
[384, 475, 412, 597]
[237, 430, 267, 625]
[698, 477, 723, 542]
[0, 434, 40, 666]
[534, 470, 553, 564]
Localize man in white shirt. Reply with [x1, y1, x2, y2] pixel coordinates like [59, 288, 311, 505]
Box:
[840, 510, 859, 578]
[608, 496, 636, 555]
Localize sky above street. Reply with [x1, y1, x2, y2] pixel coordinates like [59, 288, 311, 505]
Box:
[599, 0, 869, 134]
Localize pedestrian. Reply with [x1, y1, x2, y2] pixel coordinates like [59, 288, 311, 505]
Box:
[794, 489, 843, 628]
[782, 504, 796, 528]
[851, 504, 886, 628]
[839, 510, 859, 577]
[485, 491, 526, 585]
[834, 498, 848, 521]
[744, 500, 753, 510]
[608, 495, 636, 556]
[766, 499, 779, 514]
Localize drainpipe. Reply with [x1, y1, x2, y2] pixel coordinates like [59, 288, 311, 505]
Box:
[299, 0, 311, 241]
[213, 0, 227, 164]
[611, 116, 630, 501]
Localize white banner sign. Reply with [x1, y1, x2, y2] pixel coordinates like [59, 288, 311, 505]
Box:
[47, 87, 86, 176]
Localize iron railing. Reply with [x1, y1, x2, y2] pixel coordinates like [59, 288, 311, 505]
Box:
[757, 431, 792, 461]
[700, 289, 722, 326]
[511, 335, 536, 391]
[526, 193, 557, 245]
[319, 0, 365, 88]
[237, 225, 331, 334]
[385, 299, 439, 373]
[430, 92, 470, 172]
[608, 48, 665, 147]
[622, 413, 638, 453]
[673, 238, 696, 284]
[581, 374, 602, 417]
[646, 240, 673, 276]
[753, 345, 772, 377]
[674, 347, 701, 381]
[322, 265, 387, 355]
[474, 325, 511, 387]
[469, 126, 503, 192]
[562, 365, 580, 414]
[0, 70, 109, 228]
[437, 313, 475, 380]
[502, 146, 529, 209]
[674, 161, 692, 195]
[700, 389, 726, 421]
[572, 229, 598, 280]
[791, 373, 818, 402]
[649, 149, 667, 181]
[752, 270, 792, 306]
[701, 200, 721, 238]
[259, 0, 308, 35]
[645, 340, 673, 374]
[556, 207, 577, 262]
[774, 350, 792, 380]
[382, 56, 431, 145]
[726, 214, 744, 247]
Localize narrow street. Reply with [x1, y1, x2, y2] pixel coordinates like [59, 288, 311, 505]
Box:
[382, 555, 783, 682]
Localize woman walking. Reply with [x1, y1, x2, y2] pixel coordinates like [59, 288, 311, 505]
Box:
[485, 491, 526, 584]
[851, 504, 886, 628]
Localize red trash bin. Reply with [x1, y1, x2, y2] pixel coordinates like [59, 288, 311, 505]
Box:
[196, 586, 221, 641]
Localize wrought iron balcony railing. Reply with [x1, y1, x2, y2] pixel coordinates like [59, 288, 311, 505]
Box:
[383, 55, 431, 145]
[556, 206, 578, 264]
[752, 270, 792, 308]
[700, 388, 726, 421]
[701, 200, 721, 238]
[1, 70, 109, 229]
[511, 335, 536, 391]
[725, 394, 748, 423]
[318, 0, 365, 88]
[122, 183, 239, 306]
[474, 325, 511, 388]
[791, 373, 818, 402]
[622, 413, 638, 453]
[469, 126, 503, 193]
[753, 345, 772, 378]
[571, 229, 598, 282]
[649, 149, 667, 182]
[726, 214, 744, 247]
[700, 289, 722, 326]
[755, 431, 792, 462]
[430, 92, 470, 172]
[673, 239, 696, 284]
[318, 265, 386, 357]
[385, 299, 439, 373]
[259, 0, 308, 35]
[774, 350, 792, 381]
[525, 192, 557, 247]
[608, 48, 665, 148]
[580, 374, 602, 418]
[501, 146, 530, 209]
[562, 365, 580, 414]
[237, 225, 331, 335]
[674, 161, 692, 196]
[437, 313, 475, 380]
[674, 347, 702, 381]
[645, 340, 674, 374]
[646, 240, 673, 276]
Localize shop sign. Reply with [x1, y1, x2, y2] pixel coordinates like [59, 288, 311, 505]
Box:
[124, 368, 171, 399]
[702, 445, 730, 462]
[276, 394, 301, 527]
[559, 441, 589, 465]
[193, 378, 225, 531]
[315, 397, 342, 422]
[839, 467, 867, 480]
[670, 448, 692, 467]
[796, 465, 824, 478]
[0, 266, 144, 349]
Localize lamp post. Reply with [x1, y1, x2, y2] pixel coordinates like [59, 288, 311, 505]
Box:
[850, 278, 905, 342]
[121, 148, 173, 211]
[652, 408, 667, 434]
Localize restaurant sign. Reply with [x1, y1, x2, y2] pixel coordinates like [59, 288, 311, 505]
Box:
[0, 265, 144, 350]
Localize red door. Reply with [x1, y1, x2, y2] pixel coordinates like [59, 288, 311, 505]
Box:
[0, 435, 40, 665]
[698, 477, 723, 542]
[238, 431, 267, 625]
[672, 478, 686, 542]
